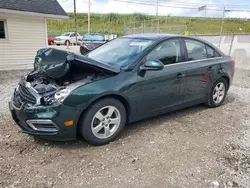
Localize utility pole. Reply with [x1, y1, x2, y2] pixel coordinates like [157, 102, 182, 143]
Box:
[88, 0, 90, 33]
[73, 0, 77, 45]
[219, 7, 225, 48]
[156, 0, 159, 33]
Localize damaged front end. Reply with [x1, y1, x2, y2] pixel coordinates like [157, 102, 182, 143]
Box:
[14, 48, 119, 107]
[9, 48, 119, 140]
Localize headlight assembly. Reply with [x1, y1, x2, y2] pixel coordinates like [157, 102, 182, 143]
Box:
[54, 88, 71, 103]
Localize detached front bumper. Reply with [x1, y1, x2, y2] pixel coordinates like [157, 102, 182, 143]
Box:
[9, 100, 82, 141]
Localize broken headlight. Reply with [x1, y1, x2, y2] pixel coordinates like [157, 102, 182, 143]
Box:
[54, 89, 71, 103]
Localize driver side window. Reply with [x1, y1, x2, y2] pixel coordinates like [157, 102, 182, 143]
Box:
[147, 39, 181, 65]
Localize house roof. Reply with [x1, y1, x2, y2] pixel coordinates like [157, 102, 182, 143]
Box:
[0, 0, 68, 18]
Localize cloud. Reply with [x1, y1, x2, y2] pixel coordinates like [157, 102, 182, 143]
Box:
[58, 0, 250, 18]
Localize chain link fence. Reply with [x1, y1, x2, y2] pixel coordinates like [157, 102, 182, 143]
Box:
[47, 17, 250, 70]
[124, 19, 187, 35]
[47, 17, 123, 37]
[123, 20, 250, 70]
[194, 34, 250, 70]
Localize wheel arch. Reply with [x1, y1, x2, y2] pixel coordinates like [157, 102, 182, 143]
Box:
[77, 94, 131, 132]
[220, 75, 230, 90]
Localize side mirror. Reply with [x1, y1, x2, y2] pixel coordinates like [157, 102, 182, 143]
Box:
[140, 59, 164, 71]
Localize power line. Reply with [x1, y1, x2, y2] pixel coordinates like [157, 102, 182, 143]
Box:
[113, 0, 250, 12]
[159, 0, 250, 8]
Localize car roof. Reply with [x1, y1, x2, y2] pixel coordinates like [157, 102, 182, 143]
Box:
[121, 33, 225, 55]
[121, 33, 211, 42]
[121, 33, 181, 41]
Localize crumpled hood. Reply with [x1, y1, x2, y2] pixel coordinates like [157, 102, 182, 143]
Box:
[34, 48, 120, 79]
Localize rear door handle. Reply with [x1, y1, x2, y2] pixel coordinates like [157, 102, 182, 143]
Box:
[176, 72, 185, 78]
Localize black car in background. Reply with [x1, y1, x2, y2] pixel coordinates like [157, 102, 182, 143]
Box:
[80, 33, 106, 55]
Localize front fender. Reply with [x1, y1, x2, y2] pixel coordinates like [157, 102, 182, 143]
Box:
[63, 75, 131, 108]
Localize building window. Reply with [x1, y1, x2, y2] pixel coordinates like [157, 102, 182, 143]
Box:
[0, 20, 7, 39]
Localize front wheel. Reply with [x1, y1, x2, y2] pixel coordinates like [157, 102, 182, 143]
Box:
[206, 77, 228, 108]
[79, 98, 126, 146]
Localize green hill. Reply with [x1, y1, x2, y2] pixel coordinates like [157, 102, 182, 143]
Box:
[47, 13, 250, 36]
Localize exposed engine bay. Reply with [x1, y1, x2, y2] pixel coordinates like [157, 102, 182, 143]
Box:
[13, 48, 118, 107]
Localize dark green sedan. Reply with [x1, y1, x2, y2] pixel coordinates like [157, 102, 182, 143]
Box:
[9, 34, 235, 145]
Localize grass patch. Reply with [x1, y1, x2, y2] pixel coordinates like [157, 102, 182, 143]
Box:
[47, 13, 250, 36]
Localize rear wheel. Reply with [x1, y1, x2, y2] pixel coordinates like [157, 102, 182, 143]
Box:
[207, 77, 228, 108]
[79, 98, 126, 146]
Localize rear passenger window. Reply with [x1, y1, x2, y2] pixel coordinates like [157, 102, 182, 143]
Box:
[206, 45, 221, 58]
[184, 39, 220, 60]
[184, 39, 207, 61]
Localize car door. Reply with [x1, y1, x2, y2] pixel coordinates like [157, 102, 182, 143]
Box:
[182, 38, 221, 103]
[135, 38, 187, 117]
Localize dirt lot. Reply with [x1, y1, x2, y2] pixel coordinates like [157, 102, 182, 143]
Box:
[0, 69, 250, 188]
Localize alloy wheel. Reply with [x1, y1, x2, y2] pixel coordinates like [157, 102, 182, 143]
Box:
[213, 82, 226, 104]
[91, 106, 121, 139]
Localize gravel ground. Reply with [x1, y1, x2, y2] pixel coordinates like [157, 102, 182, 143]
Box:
[0, 69, 250, 188]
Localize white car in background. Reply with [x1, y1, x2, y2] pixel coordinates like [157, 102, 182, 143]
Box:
[54, 32, 82, 46]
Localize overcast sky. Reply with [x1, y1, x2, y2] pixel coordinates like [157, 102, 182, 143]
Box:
[58, 0, 250, 18]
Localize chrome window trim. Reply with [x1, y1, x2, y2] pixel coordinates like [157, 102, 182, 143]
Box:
[164, 57, 223, 67]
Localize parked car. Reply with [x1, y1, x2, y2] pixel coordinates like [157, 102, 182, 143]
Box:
[80, 33, 106, 54]
[48, 36, 54, 45]
[9, 34, 235, 145]
[54, 32, 82, 46]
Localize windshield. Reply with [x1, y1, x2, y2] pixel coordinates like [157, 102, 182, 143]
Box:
[62, 33, 71, 36]
[83, 34, 105, 41]
[87, 38, 153, 67]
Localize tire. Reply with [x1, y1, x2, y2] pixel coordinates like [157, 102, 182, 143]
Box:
[206, 77, 228, 108]
[65, 40, 70, 46]
[79, 98, 126, 146]
[49, 41, 54, 45]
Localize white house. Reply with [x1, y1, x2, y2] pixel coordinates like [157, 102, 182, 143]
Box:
[0, 0, 68, 70]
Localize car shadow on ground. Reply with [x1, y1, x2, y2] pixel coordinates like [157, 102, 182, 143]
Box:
[32, 95, 236, 149]
[32, 104, 208, 149]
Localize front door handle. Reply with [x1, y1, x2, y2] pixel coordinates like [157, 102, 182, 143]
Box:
[176, 72, 185, 78]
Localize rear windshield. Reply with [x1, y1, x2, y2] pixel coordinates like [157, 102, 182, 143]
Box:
[83, 34, 105, 41]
